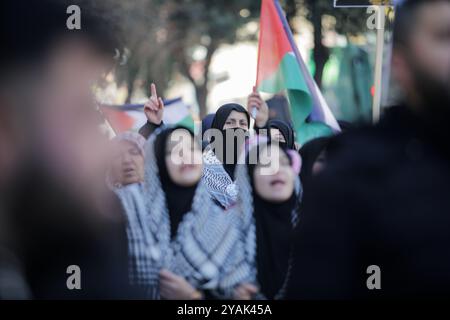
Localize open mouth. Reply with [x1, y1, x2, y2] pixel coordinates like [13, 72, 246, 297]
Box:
[270, 179, 285, 187]
[180, 164, 195, 172]
[123, 167, 135, 176]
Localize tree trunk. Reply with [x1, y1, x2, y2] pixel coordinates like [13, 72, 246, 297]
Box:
[310, 0, 329, 88]
[285, 0, 298, 33]
[197, 43, 217, 119]
[195, 83, 208, 119]
[124, 64, 139, 104]
[176, 41, 218, 119]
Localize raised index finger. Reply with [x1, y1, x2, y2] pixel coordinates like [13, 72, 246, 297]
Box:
[150, 83, 157, 99]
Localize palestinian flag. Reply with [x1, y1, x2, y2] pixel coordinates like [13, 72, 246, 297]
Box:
[256, 0, 340, 145]
[101, 97, 194, 134]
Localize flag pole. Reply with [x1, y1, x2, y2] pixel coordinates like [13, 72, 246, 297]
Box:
[255, 1, 264, 89]
[372, 5, 385, 124]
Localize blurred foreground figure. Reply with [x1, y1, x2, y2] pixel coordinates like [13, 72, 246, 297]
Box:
[0, 1, 131, 298]
[287, 0, 450, 299]
[298, 137, 331, 191]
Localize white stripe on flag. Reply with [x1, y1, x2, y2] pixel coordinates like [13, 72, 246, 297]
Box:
[162, 99, 191, 125]
[312, 81, 341, 133]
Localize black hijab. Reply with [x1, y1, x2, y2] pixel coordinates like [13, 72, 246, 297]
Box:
[299, 137, 331, 186]
[247, 145, 297, 299]
[267, 119, 295, 150]
[211, 103, 250, 132]
[211, 103, 250, 180]
[154, 127, 198, 239]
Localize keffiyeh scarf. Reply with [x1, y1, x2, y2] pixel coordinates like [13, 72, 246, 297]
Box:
[202, 149, 238, 209]
[115, 183, 161, 298]
[118, 128, 252, 299]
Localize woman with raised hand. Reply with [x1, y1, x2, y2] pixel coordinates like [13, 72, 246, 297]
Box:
[202, 103, 250, 209]
[266, 119, 296, 150]
[232, 138, 302, 300]
[202, 88, 272, 209]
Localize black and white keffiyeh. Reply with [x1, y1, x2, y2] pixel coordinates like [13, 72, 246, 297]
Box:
[115, 183, 161, 298]
[202, 149, 239, 209]
[118, 126, 253, 299]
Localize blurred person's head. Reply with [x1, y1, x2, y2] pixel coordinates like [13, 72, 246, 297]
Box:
[200, 113, 215, 151]
[267, 119, 295, 150]
[299, 137, 332, 186]
[0, 1, 119, 204]
[201, 113, 215, 137]
[109, 132, 146, 188]
[392, 0, 450, 114]
[155, 127, 203, 188]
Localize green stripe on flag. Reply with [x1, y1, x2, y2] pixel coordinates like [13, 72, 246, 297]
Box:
[175, 114, 195, 132]
[257, 53, 332, 145]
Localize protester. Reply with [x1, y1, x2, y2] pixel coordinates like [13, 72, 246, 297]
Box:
[0, 66, 30, 299]
[117, 126, 251, 299]
[139, 83, 165, 139]
[3, 0, 449, 302]
[201, 113, 215, 151]
[202, 88, 278, 209]
[267, 119, 296, 150]
[233, 138, 302, 299]
[108, 132, 146, 189]
[1, 0, 132, 298]
[287, 0, 450, 298]
[202, 103, 250, 208]
[298, 137, 331, 189]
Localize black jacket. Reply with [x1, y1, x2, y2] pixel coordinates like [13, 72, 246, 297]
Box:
[287, 106, 450, 299]
[138, 121, 163, 140]
[8, 166, 137, 299]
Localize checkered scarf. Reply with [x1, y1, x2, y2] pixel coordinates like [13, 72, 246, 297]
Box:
[124, 128, 252, 298]
[202, 149, 238, 209]
[115, 183, 161, 299]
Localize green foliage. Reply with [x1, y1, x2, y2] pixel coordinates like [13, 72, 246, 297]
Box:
[107, 0, 369, 110]
[110, 0, 260, 108]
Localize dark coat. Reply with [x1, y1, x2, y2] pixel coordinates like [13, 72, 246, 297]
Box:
[138, 121, 163, 140]
[287, 106, 450, 299]
[8, 165, 137, 299]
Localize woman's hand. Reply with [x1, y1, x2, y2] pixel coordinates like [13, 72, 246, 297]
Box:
[159, 269, 202, 300]
[233, 283, 259, 300]
[247, 88, 269, 128]
[144, 83, 164, 125]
